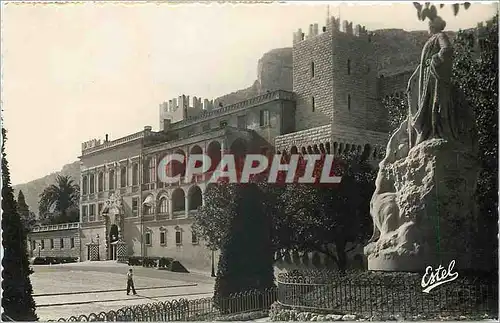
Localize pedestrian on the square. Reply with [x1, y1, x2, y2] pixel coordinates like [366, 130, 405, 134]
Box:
[126, 268, 137, 295]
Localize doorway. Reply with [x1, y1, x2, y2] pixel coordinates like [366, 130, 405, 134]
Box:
[109, 224, 119, 260]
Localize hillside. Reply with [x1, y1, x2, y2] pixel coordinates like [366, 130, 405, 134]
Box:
[13, 161, 80, 217]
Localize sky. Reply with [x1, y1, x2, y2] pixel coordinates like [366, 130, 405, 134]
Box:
[2, 1, 498, 185]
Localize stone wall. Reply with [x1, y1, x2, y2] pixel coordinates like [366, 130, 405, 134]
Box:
[293, 32, 334, 131]
[28, 229, 81, 258]
[331, 32, 386, 133]
[79, 220, 217, 271]
[275, 123, 387, 159]
[275, 125, 331, 152]
[378, 70, 414, 98]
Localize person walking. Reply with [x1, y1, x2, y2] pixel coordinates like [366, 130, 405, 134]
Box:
[126, 268, 137, 295]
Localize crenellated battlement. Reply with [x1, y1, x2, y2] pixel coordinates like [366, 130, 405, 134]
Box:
[163, 94, 215, 113]
[293, 16, 369, 44]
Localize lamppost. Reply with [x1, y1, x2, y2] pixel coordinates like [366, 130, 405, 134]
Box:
[96, 234, 100, 261]
[211, 249, 216, 277]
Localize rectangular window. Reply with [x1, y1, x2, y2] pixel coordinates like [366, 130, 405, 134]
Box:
[237, 115, 247, 129]
[143, 205, 152, 215]
[70, 238, 75, 249]
[132, 198, 139, 215]
[109, 170, 115, 190]
[98, 173, 104, 192]
[311, 61, 315, 77]
[60, 238, 64, 249]
[347, 59, 351, 75]
[311, 97, 315, 112]
[32, 241, 36, 250]
[89, 174, 95, 194]
[82, 205, 88, 222]
[132, 164, 138, 186]
[120, 167, 127, 187]
[97, 203, 103, 221]
[348, 94, 351, 111]
[192, 231, 199, 245]
[148, 160, 155, 184]
[41, 240, 45, 249]
[50, 239, 54, 249]
[175, 231, 182, 245]
[160, 231, 166, 245]
[82, 176, 88, 195]
[259, 110, 270, 127]
[89, 204, 95, 222]
[145, 232, 151, 246]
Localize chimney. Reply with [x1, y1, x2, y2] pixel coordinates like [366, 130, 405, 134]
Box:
[105, 134, 109, 142]
[163, 119, 171, 132]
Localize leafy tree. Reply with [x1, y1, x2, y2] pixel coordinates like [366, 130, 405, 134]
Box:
[272, 152, 376, 270]
[384, 17, 498, 267]
[1, 128, 38, 321]
[413, 2, 471, 21]
[213, 183, 275, 312]
[194, 152, 376, 271]
[39, 175, 80, 224]
[17, 190, 36, 233]
[193, 183, 237, 251]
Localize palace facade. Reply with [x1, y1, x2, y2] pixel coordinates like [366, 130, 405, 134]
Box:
[29, 16, 415, 271]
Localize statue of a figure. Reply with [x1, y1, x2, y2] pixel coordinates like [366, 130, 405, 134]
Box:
[407, 16, 476, 151]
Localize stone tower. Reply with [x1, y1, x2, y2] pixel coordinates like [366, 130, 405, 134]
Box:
[292, 16, 387, 133]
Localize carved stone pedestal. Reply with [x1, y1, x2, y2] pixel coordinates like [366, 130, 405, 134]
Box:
[365, 139, 480, 272]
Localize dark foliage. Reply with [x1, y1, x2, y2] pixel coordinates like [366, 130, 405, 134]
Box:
[38, 175, 80, 225]
[1, 128, 38, 321]
[214, 184, 275, 312]
[17, 190, 36, 233]
[31, 257, 78, 265]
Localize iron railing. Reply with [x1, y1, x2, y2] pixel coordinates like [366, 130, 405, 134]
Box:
[276, 270, 498, 318]
[51, 288, 277, 322]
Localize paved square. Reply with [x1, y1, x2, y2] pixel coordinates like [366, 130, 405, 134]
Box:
[32, 261, 215, 321]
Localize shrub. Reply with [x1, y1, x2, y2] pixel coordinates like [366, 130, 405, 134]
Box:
[169, 260, 189, 273]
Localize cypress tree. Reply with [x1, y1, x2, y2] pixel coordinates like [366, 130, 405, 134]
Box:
[1, 128, 38, 321]
[17, 190, 36, 233]
[214, 183, 275, 313]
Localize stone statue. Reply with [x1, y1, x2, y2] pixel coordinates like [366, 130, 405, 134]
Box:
[364, 17, 480, 272]
[407, 16, 477, 151]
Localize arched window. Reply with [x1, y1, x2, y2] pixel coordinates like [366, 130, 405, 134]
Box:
[159, 197, 168, 214]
